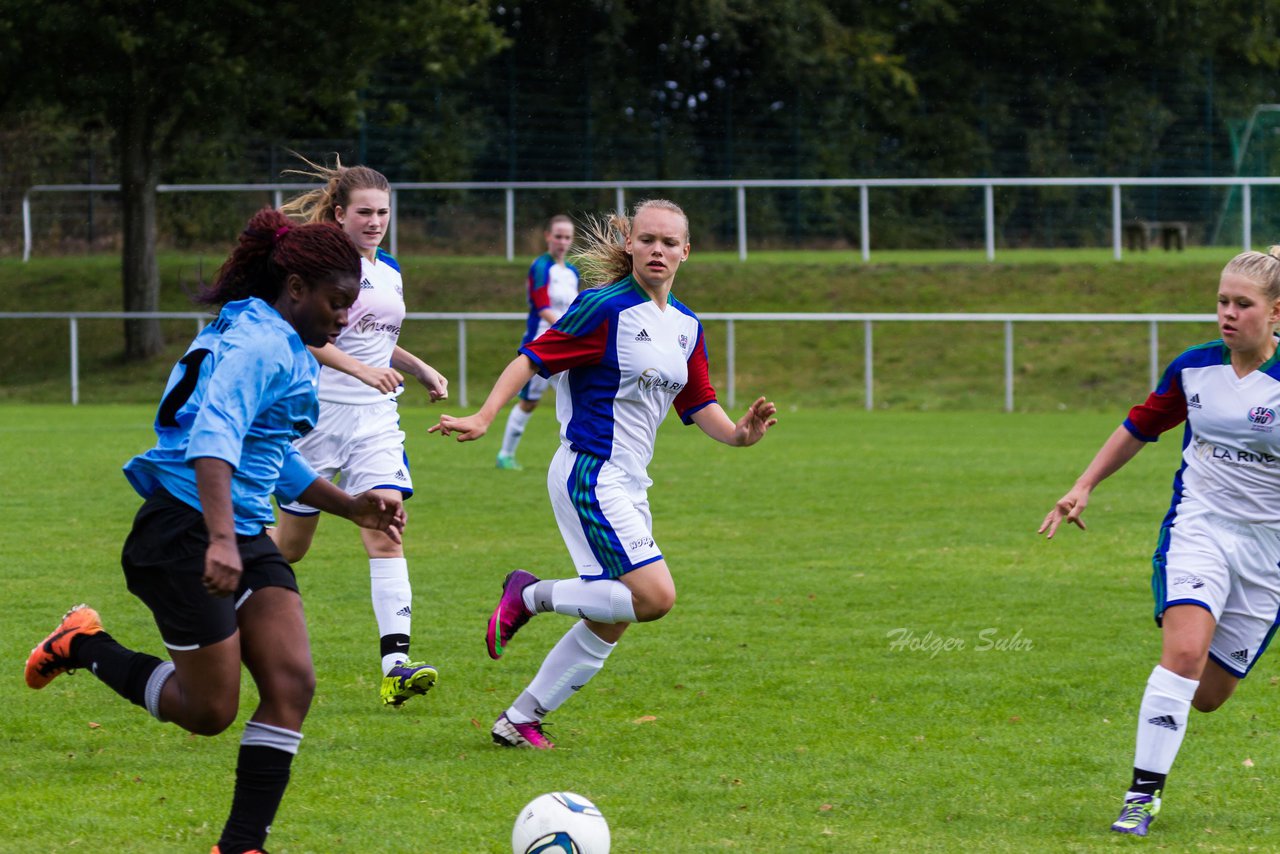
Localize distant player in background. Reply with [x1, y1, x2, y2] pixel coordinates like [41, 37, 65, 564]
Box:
[431, 199, 778, 749]
[274, 156, 448, 707]
[1040, 247, 1280, 838]
[25, 208, 406, 854]
[496, 214, 580, 471]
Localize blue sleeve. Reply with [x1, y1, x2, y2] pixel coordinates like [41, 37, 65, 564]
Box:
[185, 328, 286, 469]
[276, 444, 319, 503]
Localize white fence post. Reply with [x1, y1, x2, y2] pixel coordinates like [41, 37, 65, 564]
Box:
[22, 192, 32, 263]
[1243, 184, 1253, 251]
[69, 317, 79, 406]
[859, 185, 870, 262]
[505, 189, 515, 262]
[615, 186, 625, 216]
[1112, 184, 1123, 260]
[864, 319, 874, 411]
[1004, 320, 1014, 412]
[1149, 320, 1160, 391]
[984, 184, 995, 261]
[736, 186, 748, 262]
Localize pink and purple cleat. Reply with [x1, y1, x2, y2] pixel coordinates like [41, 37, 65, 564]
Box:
[486, 569, 539, 660]
[492, 711, 554, 750]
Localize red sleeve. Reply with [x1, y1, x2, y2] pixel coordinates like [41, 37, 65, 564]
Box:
[528, 259, 551, 312]
[521, 321, 610, 376]
[675, 329, 717, 424]
[1124, 381, 1187, 442]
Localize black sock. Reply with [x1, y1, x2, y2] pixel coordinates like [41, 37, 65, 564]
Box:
[218, 726, 301, 854]
[380, 632, 411, 663]
[1130, 767, 1166, 796]
[73, 631, 163, 708]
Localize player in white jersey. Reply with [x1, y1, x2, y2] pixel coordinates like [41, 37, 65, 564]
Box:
[431, 200, 778, 749]
[274, 157, 449, 707]
[496, 214, 580, 470]
[1040, 247, 1280, 838]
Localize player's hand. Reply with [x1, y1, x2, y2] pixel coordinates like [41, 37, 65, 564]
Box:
[1038, 487, 1090, 539]
[349, 491, 406, 543]
[419, 365, 449, 402]
[357, 365, 405, 395]
[733, 396, 778, 447]
[428, 412, 493, 442]
[203, 539, 244, 597]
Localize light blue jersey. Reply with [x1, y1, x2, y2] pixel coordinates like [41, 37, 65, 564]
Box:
[124, 298, 321, 535]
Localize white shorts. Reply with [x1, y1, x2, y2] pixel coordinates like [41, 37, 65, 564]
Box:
[1153, 505, 1280, 678]
[279, 398, 412, 516]
[547, 444, 662, 579]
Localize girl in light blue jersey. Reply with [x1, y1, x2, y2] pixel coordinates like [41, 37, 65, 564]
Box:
[25, 207, 406, 854]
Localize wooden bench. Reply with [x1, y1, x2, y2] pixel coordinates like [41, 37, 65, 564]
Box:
[1122, 219, 1190, 251]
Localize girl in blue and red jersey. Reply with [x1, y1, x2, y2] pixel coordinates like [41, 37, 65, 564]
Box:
[1041, 247, 1280, 839]
[432, 199, 778, 749]
[25, 207, 406, 854]
[495, 214, 580, 470]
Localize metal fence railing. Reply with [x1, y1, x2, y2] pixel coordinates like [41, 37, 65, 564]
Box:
[21, 176, 1280, 264]
[0, 311, 1217, 410]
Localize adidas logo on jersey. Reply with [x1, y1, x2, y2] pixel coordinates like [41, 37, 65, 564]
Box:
[1187, 393, 1201, 409]
[634, 328, 652, 342]
[1147, 714, 1180, 731]
[1230, 648, 1250, 665]
[360, 277, 374, 289]
[394, 469, 406, 481]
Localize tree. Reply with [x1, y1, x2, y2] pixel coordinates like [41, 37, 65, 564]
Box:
[1, 0, 504, 359]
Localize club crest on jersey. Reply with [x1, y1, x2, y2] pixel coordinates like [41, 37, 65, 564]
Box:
[679, 333, 689, 349]
[638, 367, 684, 393]
[1248, 406, 1276, 432]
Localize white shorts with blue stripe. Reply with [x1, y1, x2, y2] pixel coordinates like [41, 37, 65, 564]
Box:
[547, 444, 663, 580]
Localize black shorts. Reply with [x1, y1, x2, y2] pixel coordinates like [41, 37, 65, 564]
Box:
[121, 489, 298, 650]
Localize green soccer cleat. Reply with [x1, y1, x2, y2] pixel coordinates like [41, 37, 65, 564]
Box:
[380, 661, 438, 706]
[495, 454, 523, 471]
[1111, 792, 1160, 836]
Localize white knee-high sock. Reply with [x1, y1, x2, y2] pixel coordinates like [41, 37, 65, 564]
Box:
[370, 557, 412, 674]
[1133, 664, 1199, 778]
[500, 407, 533, 457]
[523, 577, 637, 624]
[509, 621, 616, 722]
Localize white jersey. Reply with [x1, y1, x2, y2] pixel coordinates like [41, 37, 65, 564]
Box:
[318, 248, 404, 405]
[1125, 339, 1280, 525]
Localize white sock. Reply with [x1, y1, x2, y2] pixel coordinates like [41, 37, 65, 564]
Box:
[522, 577, 637, 624]
[1133, 664, 1199, 776]
[370, 557, 412, 675]
[500, 407, 533, 457]
[508, 621, 616, 722]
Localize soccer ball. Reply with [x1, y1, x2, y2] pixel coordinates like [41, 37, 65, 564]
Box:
[511, 792, 610, 854]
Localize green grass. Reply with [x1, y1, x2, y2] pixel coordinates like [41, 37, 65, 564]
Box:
[0, 250, 1235, 410]
[4, 404, 1280, 851]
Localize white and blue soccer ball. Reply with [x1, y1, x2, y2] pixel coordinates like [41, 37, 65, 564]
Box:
[511, 791, 610, 854]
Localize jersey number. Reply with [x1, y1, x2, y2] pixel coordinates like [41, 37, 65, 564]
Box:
[157, 348, 212, 427]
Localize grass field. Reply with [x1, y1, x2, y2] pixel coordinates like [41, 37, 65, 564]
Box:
[5, 403, 1280, 852]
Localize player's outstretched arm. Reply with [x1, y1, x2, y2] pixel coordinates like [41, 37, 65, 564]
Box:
[296, 478, 406, 544]
[1038, 425, 1145, 539]
[691, 396, 779, 446]
[310, 343, 404, 394]
[392, 345, 449, 402]
[429, 354, 539, 442]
